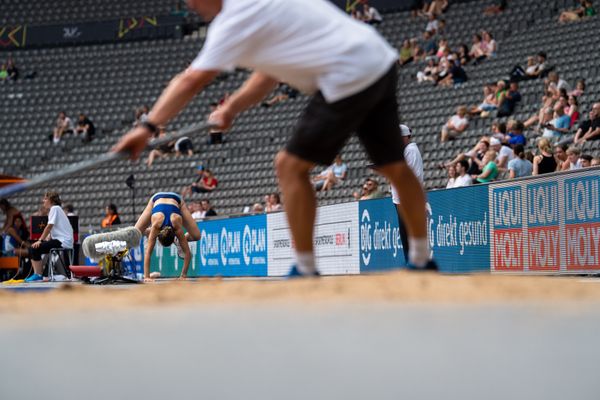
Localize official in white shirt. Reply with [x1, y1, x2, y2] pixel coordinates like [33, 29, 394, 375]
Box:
[113, 0, 436, 273]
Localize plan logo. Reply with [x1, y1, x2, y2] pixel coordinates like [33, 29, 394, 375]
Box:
[63, 27, 82, 39]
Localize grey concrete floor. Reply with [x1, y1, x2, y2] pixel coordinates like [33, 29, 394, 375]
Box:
[1, 303, 599, 400]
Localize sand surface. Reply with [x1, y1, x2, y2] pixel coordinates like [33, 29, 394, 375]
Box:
[2, 271, 600, 314]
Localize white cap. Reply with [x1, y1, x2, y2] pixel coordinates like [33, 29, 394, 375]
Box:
[490, 137, 501, 146]
[399, 124, 412, 137]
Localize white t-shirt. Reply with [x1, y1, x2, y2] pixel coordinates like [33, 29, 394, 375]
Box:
[48, 205, 73, 249]
[426, 19, 439, 32]
[497, 145, 515, 165]
[191, 0, 398, 102]
[453, 174, 473, 187]
[447, 115, 468, 130]
[392, 142, 424, 204]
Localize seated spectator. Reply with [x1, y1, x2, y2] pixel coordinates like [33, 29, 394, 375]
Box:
[489, 137, 514, 169]
[63, 204, 77, 216]
[416, 58, 439, 83]
[52, 111, 74, 144]
[174, 136, 194, 157]
[265, 193, 283, 213]
[190, 200, 203, 219]
[554, 143, 569, 166]
[470, 83, 499, 116]
[573, 103, 600, 144]
[425, 13, 439, 33]
[532, 138, 558, 175]
[561, 146, 583, 170]
[445, 163, 457, 188]
[491, 121, 508, 142]
[569, 79, 586, 97]
[361, 2, 383, 24]
[134, 105, 150, 126]
[508, 145, 533, 178]
[480, 31, 497, 58]
[261, 83, 299, 108]
[540, 103, 571, 143]
[442, 137, 490, 176]
[507, 120, 527, 146]
[457, 44, 471, 65]
[75, 113, 96, 143]
[472, 150, 499, 183]
[447, 160, 472, 188]
[439, 55, 468, 87]
[441, 106, 469, 141]
[484, 0, 508, 15]
[496, 81, 522, 118]
[353, 178, 385, 200]
[565, 95, 580, 127]
[591, 157, 600, 166]
[251, 203, 265, 213]
[101, 203, 122, 228]
[6, 57, 19, 81]
[579, 154, 593, 168]
[421, 30, 438, 57]
[0, 198, 29, 254]
[545, 71, 570, 98]
[559, 0, 596, 22]
[146, 126, 175, 167]
[435, 38, 450, 58]
[399, 40, 414, 66]
[181, 167, 218, 197]
[312, 154, 348, 191]
[469, 34, 486, 64]
[410, 38, 425, 62]
[200, 199, 217, 218]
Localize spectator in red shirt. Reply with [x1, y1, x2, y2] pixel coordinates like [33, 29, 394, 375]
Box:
[182, 167, 218, 197]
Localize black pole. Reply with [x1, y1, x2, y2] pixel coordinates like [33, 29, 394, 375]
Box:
[126, 174, 136, 223]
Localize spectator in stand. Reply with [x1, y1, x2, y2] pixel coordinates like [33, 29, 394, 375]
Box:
[446, 160, 472, 188]
[445, 163, 457, 188]
[540, 102, 571, 143]
[201, 199, 217, 218]
[251, 203, 265, 213]
[134, 105, 150, 126]
[491, 121, 508, 142]
[416, 58, 439, 83]
[101, 203, 122, 228]
[410, 38, 425, 62]
[63, 204, 77, 216]
[496, 81, 522, 118]
[174, 135, 194, 157]
[480, 31, 497, 58]
[190, 200, 203, 219]
[6, 57, 19, 81]
[399, 40, 414, 66]
[182, 167, 218, 197]
[439, 55, 468, 87]
[507, 120, 527, 146]
[312, 154, 348, 191]
[559, 0, 596, 22]
[361, 2, 383, 24]
[441, 137, 490, 176]
[579, 154, 593, 168]
[75, 113, 96, 143]
[553, 143, 569, 167]
[421, 30, 438, 57]
[591, 157, 600, 166]
[457, 44, 471, 65]
[441, 106, 469, 141]
[569, 79, 586, 97]
[565, 95, 580, 127]
[484, 0, 508, 15]
[425, 13, 439, 33]
[561, 146, 583, 170]
[545, 71, 570, 98]
[508, 144, 533, 178]
[532, 138, 558, 175]
[470, 83, 498, 116]
[52, 111, 74, 145]
[0, 63, 8, 81]
[427, 0, 448, 16]
[0, 198, 29, 253]
[353, 178, 384, 200]
[472, 150, 499, 184]
[265, 192, 283, 212]
[573, 103, 600, 144]
[146, 126, 175, 167]
[489, 137, 514, 169]
[261, 83, 299, 108]
[24, 191, 73, 282]
[469, 34, 486, 64]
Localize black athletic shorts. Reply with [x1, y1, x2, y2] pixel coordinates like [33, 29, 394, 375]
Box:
[29, 239, 63, 261]
[286, 65, 405, 166]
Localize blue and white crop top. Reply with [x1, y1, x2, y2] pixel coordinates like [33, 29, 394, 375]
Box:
[151, 192, 182, 228]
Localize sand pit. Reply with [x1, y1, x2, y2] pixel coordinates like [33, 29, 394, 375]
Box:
[2, 272, 600, 314]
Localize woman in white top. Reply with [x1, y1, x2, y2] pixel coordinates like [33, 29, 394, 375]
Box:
[25, 191, 74, 282]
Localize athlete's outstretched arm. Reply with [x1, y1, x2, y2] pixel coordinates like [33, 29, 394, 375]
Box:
[209, 72, 279, 131]
[112, 68, 219, 160]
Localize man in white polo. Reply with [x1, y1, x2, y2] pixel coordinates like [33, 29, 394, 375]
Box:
[113, 0, 438, 274]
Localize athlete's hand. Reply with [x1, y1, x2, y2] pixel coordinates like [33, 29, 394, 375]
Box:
[112, 126, 152, 160]
[208, 105, 235, 131]
[143, 277, 155, 283]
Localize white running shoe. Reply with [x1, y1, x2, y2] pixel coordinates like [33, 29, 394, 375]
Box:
[174, 237, 185, 259]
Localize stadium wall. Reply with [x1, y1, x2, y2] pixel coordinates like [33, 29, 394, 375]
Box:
[112, 168, 600, 277]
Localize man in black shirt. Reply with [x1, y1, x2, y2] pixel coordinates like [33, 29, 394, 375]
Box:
[76, 113, 96, 143]
[497, 81, 522, 118]
[573, 103, 600, 145]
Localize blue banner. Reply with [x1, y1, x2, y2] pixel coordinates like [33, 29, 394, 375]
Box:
[197, 215, 268, 277]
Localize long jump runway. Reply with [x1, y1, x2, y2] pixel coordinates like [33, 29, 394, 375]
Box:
[1, 272, 600, 400]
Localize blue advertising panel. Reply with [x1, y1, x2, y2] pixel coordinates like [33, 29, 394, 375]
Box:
[197, 215, 268, 277]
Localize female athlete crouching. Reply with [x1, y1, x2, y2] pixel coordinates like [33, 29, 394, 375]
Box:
[135, 192, 200, 281]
